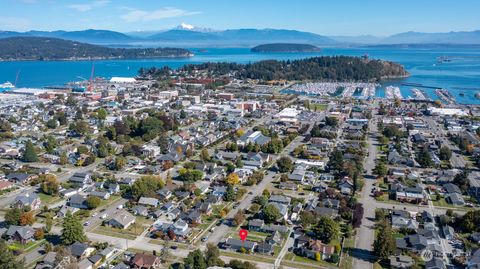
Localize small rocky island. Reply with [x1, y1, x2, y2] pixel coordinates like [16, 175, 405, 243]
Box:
[0, 37, 193, 61]
[251, 43, 321, 53]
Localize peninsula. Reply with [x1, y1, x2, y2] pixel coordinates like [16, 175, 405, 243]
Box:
[0, 36, 192, 61]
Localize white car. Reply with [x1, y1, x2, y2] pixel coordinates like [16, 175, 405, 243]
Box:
[101, 214, 108, 219]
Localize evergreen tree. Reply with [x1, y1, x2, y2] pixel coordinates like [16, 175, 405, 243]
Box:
[373, 220, 396, 260]
[184, 249, 206, 269]
[22, 140, 38, 162]
[0, 239, 25, 269]
[61, 211, 87, 245]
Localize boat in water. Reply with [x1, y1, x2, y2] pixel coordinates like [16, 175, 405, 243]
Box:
[475, 92, 480, 100]
[0, 81, 14, 89]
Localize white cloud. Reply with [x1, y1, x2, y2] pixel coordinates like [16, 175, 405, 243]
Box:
[68, 0, 110, 12]
[0, 17, 32, 31]
[121, 7, 201, 23]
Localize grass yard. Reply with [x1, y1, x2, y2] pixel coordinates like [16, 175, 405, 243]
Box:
[93, 219, 148, 240]
[37, 193, 63, 205]
[220, 250, 275, 264]
[98, 195, 121, 208]
[309, 103, 328, 111]
[8, 239, 44, 253]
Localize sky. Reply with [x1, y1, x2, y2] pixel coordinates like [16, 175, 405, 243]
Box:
[1, 0, 479, 36]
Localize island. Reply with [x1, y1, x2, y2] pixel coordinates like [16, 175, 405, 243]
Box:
[251, 43, 321, 53]
[0, 37, 192, 61]
[154, 56, 409, 82]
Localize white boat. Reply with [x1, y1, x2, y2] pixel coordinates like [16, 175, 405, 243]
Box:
[0, 82, 14, 89]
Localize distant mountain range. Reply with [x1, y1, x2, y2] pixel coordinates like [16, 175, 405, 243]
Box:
[1, 26, 480, 47]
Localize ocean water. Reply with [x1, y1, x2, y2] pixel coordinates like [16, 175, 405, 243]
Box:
[0, 47, 479, 104]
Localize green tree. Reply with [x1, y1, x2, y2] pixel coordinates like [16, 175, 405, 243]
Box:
[223, 184, 236, 202]
[0, 239, 25, 269]
[263, 204, 281, 223]
[5, 208, 22, 226]
[86, 196, 101, 209]
[41, 174, 60, 195]
[44, 135, 57, 154]
[22, 140, 38, 162]
[184, 249, 206, 269]
[373, 220, 396, 260]
[373, 161, 388, 177]
[61, 211, 87, 245]
[299, 211, 316, 227]
[205, 243, 224, 267]
[180, 110, 187, 119]
[178, 168, 204, 182]
[276, 156, 293, 173]
[416, 147, 433, 167]
[200, 148, 211, 162]
[325, 116, 339, 127]
[96, 108, 107, 121]
[45, 212, 53, 233]
[328, 149, 344, 172]
[313, 216, 340, 243]
[439, 146, 452, 161]
[114, 156, 126, 170]
[131, 175, 165, 199]
[60, 151, 69, 165]
[46, 119, 58, 129]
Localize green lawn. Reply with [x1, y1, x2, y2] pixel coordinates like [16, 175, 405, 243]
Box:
[37, 193, 63, 205]
[8, 239, 44, 253]
[220, 250, 275, 263]
[93, 219, 147, 240]
[309, 103, 328, 111]
[98, 195, 121, 208]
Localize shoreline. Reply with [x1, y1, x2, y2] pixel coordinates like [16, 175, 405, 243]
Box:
[0, 54, 194, 62]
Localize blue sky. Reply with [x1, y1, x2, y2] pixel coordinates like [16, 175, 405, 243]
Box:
[1, 0, 479, 36]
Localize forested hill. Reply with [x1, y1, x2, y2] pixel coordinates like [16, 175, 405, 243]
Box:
[251, 43, 321, 53]
[0, 37, 192, 61]
[174, 56, 409, 81]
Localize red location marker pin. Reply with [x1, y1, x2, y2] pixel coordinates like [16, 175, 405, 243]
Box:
[239, 229, 248, 242]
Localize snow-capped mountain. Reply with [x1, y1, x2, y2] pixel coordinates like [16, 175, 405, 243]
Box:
[174, 23, 215, 33]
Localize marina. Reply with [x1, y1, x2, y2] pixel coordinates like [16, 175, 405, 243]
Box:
[385, 86, 403, 99]
[435, 89, 456, 104]
[410, 88, 429, 100]
[286, 82, 378, 98]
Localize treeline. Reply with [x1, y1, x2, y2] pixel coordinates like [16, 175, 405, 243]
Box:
[0, 37, 192, 61]
[168, 56, 408, 81]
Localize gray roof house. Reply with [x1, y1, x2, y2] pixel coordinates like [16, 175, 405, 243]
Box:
[5, 225, 35, 244]
[446, 192, 465, 206]
[68, 194, 89, 209]
[107, 211, 135, 229]
[224, 238, 257, 252]
[138, 197, 160, 207]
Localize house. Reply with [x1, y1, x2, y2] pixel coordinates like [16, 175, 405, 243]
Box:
[313, 206, 338, 218]
[56, 205, 80, 218]
[224, 238, 257, 252]
[157, 189, 172, 200]
[391, 210, 418, 230]
[12, 193, 41, 210]
[168, 220, 191, 238]
[107, 211, 136, 229]
[59, 188, 78, 197]
[237, 131, 271, 147]
[132, 205, 149, 216]
[446, 192, 465, 206]
[266, 231, 282, 245]
[248, 219, 265, 231]
[0, 180, 13, 191]
[269, 195, 291, 205]
[389, 255, 414, 269]
[68, 194, 89, 209]
[442, 225, 455, 240]
[104, 182, 120, 194]
[6, 173, 34, 184]
[425, 258, 445, 269]
[69, 172, 92, 189]
[338, 177, 354, 195]
[138, 197, 159, 207]
[443, 183, 462, 194]
[35, 252, 57, 269]
[131, 253, 161, 269]
[78, 259, 93, 269]
[256, 242, 274, 255]
[89, 191, 110, 200]
[88, 254, 103, 268]
[70, 242, 95, 258]
[294, 239, 335, 261]
[185, 209, 202, 224]
[5, 225, 35, 244]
